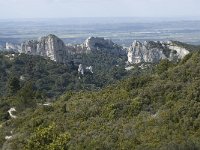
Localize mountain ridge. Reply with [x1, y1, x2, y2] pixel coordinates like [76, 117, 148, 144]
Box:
[1, 34, 198, 64]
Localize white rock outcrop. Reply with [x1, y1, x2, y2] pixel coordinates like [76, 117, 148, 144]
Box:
[5, 136, 13, 140]
[78, 64, 84, 75]
[20, 35, 126, 63]
[6, 42, 20, 52]
[4, 35, 191, 65]
[21, 34, 68, 63]
[85, 66, 93, 74]
[78, 64, 94, 75]
[128, 40, 190, 64]
[80, 37, 126, 55]
[8, 108, 17, 119]
[167, 44, 190, 59]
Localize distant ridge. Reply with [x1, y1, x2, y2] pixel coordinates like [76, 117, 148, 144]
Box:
[1, 34, 198, 64]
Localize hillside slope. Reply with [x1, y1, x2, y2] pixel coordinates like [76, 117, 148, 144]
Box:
[0, 51, 129, 98]
[0, 51, 199, 149]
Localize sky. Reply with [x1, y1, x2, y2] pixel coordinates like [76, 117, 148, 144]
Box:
[0, 0, 200, 19]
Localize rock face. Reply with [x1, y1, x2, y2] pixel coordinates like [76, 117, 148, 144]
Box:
[7, 34, 191, 65]
[6, 42, 20, 52]
[78, 64, 84, 75]
[85, 66, 93, 74]
[80, 37, 126, 55]
[78, 64, 94, 76]
[21, 34, 68, 63]
[20, 35, 125, 63]
[128, 40, 190, 64]
[21, 40, 38, 54]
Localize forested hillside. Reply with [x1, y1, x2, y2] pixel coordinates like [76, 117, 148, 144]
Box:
[0, 51, 130, 98]
[0, 51, 199, 149]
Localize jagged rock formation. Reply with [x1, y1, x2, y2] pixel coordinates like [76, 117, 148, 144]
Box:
[80, 37, 126, 55]
[3, 34, 192, 65]
[66, 37, 126, 55]
[85, 66, 93, 74]
[167, 41, 190, 59]
[20, 35, 125, 63]
[128, 40, 190, 64]
[21, 40, 38, 54]
[21, 34, 69, 63]
[78, 64, 84, 75]
[6, 42, 20, 52]
[78, 64, 94, 76]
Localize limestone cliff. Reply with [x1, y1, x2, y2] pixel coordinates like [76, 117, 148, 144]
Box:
[21, 34, 68, 63]
[6, 42, 20, 52]
[20, 35, 125, 63]
[8, 34, 192, 65]
[127, 40, 190, 64]
[80, 37, 126, 55]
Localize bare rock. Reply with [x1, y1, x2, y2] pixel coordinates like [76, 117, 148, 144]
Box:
[128, 40, 190, 64]
[21, 34, 68, 63]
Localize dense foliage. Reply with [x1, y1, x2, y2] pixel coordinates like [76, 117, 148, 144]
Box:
[0, 51, 129, 98]
[0, 50, 199, 149]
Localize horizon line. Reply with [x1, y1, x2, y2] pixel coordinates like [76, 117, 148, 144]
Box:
[0, 16, 200, 20]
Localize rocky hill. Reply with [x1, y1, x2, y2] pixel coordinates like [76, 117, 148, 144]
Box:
[20, 35, 126, 63]
[127, 40, 192, 64]
[80, 37, 126, 55]
[2, 35, 199, 65]
[21, 34, 68, 63]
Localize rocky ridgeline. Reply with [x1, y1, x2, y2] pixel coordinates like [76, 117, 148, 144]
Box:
[127, 40, 190, 64]
[20, 35, 125, 63]
[2, 34, 192, 64]
[80, 37, 125, 55]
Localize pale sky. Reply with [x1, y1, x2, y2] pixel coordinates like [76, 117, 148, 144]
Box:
[0, 0, 200, 19]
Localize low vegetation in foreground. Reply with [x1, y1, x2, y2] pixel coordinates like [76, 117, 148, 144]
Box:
[0, 51, 200, 149]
